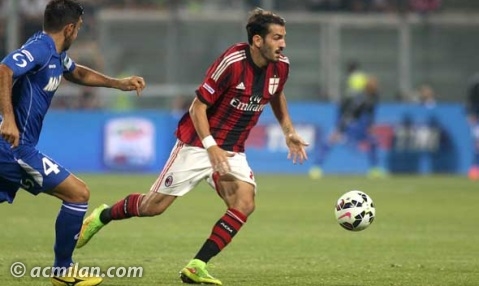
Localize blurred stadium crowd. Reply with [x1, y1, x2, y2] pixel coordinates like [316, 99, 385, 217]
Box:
[2, 0, 478, 49]
[0, 0, 454, 14]
[0, 0, 479, 110]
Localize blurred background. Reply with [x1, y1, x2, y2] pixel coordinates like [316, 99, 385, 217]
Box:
[1, 0, 479, 176]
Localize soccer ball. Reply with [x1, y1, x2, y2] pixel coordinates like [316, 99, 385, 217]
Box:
[335, 190, 375, 231]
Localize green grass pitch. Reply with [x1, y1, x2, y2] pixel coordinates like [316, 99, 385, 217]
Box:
[1, 174, 478, 285]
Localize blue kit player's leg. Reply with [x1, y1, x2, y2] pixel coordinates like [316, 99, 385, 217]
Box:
[348, 123, 385, 178]
[0, 146, 23, 203]
[309, 127, 332, 179]
[3, 146, 99, 285]
[349, 125, 379, 169]
[360, 131, 386, 178]
[366, 134, 379, 168]
[315, 140, 332, 167]
[0, 177, 20, 203]
[16, 148, 87, 269]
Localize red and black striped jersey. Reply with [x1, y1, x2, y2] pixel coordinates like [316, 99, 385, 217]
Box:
[176, 42, 290, 152]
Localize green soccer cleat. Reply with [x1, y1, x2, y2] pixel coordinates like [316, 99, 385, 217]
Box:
[51, 266, 103, 286]
[179, 259, 223, 285]
[367, 167, 388, 179]
[76, 204, 108, 249]
[308, 165, 323, 180]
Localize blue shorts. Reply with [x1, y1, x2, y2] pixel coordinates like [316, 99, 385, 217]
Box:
[0, 142, 70, 204]
[344, 122, 369, 142]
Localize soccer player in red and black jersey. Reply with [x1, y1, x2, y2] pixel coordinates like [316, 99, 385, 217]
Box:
[76, 8, 308, 285]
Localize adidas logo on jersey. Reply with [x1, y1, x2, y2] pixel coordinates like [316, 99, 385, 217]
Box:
[235, 82, 245, 90]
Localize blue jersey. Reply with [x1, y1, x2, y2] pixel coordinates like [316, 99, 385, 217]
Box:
[336, 92, 377, 135]
[1, 31, 76, 146]
[0, 32, 75, 203]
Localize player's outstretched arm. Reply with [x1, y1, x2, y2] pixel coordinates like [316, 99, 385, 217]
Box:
[64, 64, 146, 96]
[270, 91, 309, 164]
[0, 64, 20, 147]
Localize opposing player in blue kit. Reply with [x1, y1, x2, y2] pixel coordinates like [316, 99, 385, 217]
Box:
[0, 0, 145, 285]
[309, 76, 385, 179]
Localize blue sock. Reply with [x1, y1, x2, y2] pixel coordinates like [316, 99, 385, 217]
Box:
[53, 202, 88, 269]
[367, 137, 378, 168]
[314, 141, 330, 166]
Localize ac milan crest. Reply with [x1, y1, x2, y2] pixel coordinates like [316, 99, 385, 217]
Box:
[268, 77, 280, 95]
[165, 175, 173, 187]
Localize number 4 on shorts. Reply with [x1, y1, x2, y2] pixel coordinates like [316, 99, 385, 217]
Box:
[42, 157, 60, 175]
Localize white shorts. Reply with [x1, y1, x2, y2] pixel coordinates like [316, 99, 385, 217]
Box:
[150, 140, 256, 196]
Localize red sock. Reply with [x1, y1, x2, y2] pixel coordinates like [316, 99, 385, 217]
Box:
[209, 208, 247, 250]
[194, 208, 248, 262]
[110, 193, 144, 220]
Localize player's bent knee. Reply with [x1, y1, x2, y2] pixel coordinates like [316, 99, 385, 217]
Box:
[242, 202, 256, 217]
[68, 178, 90, 203]
[240, 186, 256, 216]
[61, 188, 89, 203]
[52, 177, 91, 203]
[232, 200, 255, 217]
[72, 185, 90, 203]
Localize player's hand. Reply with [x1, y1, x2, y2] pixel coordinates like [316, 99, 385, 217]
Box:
[285, 133, 309, 164]
[206, 145, 235, 176]
[118, 76, 146, 96]
[0, 117, 20, 148]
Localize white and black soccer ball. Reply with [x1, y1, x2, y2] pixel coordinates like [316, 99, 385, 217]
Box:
[335, 190, 375, 231]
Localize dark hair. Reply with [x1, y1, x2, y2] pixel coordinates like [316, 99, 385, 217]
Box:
[43, 0, 84, 32]
[246, 8, 285, 45]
